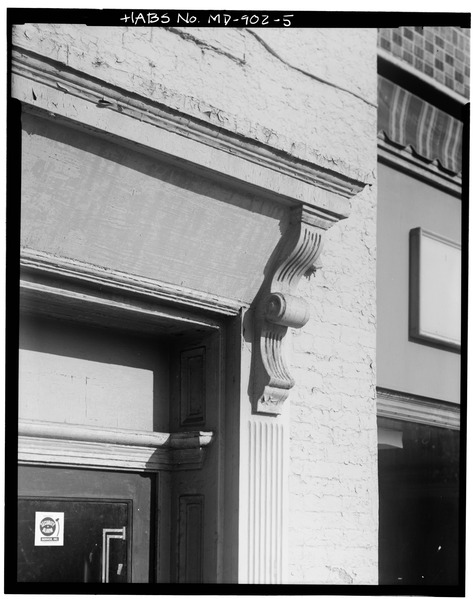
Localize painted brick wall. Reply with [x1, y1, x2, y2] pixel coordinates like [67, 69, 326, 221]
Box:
[274, 28, 377, 585]
[288, 182, 378, 584]
[13, 25, 378, 583]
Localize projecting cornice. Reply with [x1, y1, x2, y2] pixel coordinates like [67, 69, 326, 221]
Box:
[18, 420, 214, 472]
[378, 135, 462, 198]
[13, 46, 369, 415]
[11, 47, 365, 213]
[377, 388, 460, 430]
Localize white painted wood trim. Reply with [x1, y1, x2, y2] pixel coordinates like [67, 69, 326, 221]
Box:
[20, 420, 171, 446]
[246, 419, 286, 583]
[20, 278, 224, 337]
[11, 48, 363, 215]
[376, 388, 460, 430]
[18, 435, 172, 472]
[378, 136, 462, 198]
[18, 420, 214, 472]
[253, 206, 326, 414]
[21, 247, 243, 317]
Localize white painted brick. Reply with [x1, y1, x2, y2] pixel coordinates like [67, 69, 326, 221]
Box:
[289, 183, 377, 580]
[14, 24, 379, 584]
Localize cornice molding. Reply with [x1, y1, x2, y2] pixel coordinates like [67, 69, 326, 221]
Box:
[252, 205, 328, 414]
[13, 49, 367, 417]
[377, 387, 460, 430]
[18, 419, 214, 472]
[378, 136, 462, 198]
[11, 47, 365, 212]
[21, 247, 242, 317]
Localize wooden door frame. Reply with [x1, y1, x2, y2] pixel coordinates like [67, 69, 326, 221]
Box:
[16, 258, 243, 584]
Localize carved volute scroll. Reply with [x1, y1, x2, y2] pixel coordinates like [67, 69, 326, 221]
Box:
[253, 204, 340, 414]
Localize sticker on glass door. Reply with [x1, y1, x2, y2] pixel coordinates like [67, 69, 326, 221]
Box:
[34, 512, 64, 546]
[18, 498, 130, 583]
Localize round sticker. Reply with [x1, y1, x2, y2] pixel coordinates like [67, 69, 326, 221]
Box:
[39, 517, 57, 536]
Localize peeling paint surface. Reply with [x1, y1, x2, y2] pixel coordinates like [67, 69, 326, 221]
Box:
[287, 181, 378, 584]
[14, 24, 379, 584]
[13, 25, 377, 184]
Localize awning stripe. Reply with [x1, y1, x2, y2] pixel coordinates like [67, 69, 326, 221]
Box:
[378, 75, 463, 174]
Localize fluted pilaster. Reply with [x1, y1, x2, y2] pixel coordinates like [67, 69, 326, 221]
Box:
[247, 420, 286, 584]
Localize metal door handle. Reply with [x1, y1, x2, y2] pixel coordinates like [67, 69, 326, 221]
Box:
[101, 527, 126, 583]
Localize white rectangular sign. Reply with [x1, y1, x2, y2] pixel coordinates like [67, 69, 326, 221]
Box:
[410, 228, 461, 350]
[34, 512, 64, 546]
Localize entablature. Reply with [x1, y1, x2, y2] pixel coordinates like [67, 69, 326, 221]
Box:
[12, 47, 364, 213]
[13, 46, 369, 415]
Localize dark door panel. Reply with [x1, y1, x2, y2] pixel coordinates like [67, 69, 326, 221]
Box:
[18, 466, 156, 583]
[18, 498, 129, 583]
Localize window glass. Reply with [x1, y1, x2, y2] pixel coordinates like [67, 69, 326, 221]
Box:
[378, 418, 460, 585]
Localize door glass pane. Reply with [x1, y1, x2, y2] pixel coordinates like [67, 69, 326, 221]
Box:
[18, 498, 129, 583]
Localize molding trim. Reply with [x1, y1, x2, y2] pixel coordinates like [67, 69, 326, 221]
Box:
[21, 248, 242, 318]
[378, 136, 462, 198]
[14, 48, 368, 417]
[253, 205, 328, 414]
[18, 420, 214, 472]
[11, 47, 364, 213]
[376, 388, 460, 430]
[180, 347, 206, 426]
[178, 495, 204, 583]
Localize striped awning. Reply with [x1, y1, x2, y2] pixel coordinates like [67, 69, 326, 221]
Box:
[378, 76, 463, 175]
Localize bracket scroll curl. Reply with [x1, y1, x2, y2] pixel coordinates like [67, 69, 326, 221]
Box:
[253, 205, 336, 415]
